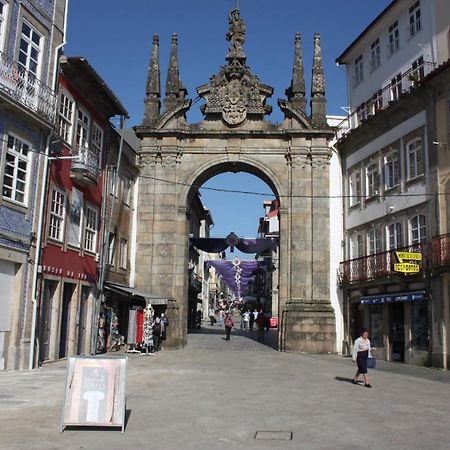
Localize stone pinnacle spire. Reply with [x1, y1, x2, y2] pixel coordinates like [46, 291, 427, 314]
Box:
[143, 34, 161, 125]
[310, 32, 327, 127]
[286, 33, 306, 112]
[164, 33, 187, 111]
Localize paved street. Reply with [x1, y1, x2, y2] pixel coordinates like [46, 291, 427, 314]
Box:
[0, 322, 449, 450]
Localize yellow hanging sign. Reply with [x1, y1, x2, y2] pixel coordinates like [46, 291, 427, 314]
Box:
[394, 251, 422, 274]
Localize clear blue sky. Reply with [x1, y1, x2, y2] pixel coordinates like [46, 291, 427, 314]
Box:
[65, 0, 392, 258]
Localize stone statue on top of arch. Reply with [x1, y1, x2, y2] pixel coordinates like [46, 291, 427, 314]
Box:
[226, 9, 246, 59]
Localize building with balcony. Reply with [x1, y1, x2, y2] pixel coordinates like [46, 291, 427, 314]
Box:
[0, 0, 68, 370]
[335, 0, 450, 368]
[36, 56, 128, 364]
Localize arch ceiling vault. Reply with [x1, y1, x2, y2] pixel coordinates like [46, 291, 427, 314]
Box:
[134, 8, 336, 352]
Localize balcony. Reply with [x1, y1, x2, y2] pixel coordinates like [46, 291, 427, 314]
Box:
[70, 146, 100, 186]
[338, 243, 427, 285]
[335, 62, 435, 141]
[431, 233, 450, 268]
[0, 51, 56, 123]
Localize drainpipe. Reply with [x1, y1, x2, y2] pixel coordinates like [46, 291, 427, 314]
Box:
[28, 0, 69, 370]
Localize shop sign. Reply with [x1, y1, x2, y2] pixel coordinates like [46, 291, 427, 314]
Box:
[361, 290, 426, 305]
[61, 356, 128, 433]
[394, 251, 422, 274]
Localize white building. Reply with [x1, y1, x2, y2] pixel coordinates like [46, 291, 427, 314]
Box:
[335, 0, 450, 366]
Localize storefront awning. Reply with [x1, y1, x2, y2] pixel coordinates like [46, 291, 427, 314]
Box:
[105, 282, 169, 305]
[361, 290, 426, 305]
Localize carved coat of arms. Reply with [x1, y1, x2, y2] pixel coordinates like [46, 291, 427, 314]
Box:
[219, 79, 248, 126]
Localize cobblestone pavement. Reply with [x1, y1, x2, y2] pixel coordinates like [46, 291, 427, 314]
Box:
[0, 322, 449, 450]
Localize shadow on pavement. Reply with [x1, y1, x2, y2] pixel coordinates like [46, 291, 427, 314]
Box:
[334, 376, 355, 384]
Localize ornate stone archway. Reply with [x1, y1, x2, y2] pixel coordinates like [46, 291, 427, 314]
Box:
[134, 9, 336, 352]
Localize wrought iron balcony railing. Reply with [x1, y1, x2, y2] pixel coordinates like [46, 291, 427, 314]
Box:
[338, 243, 427, 285]
[70, 145, 100, 186]
[0, 51, 56, 123]
[335, 61, 435, 141]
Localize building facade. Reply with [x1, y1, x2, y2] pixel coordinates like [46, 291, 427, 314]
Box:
[0, 0, 68, 370]
[336, 0, 450, 367]
[37, 56, 128, 365]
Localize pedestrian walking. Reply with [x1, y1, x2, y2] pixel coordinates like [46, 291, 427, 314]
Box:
[219, 309, 224, 327]
[352, 327, 374, 388]
[153, 317, 162, 352]
[256, 309, 265, 342]
[209, 308, 216, 325]
[249, 309, 255, 331]
[242, 310, 250, 331]
[224, 312, 234, 340]
[160, 313, 168, 349]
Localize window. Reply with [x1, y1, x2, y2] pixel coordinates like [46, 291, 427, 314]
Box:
[366, 162, 379, 198]
[390, 73, 402, 101]
[373, 89, 383, 113]
[387, 223, 403, 250]
[91, 123, 103, 155]
[110, 167, 118, 197]
[411, 301, 428, 349]
[58, 91, 74, 143]
[75, 108, 90, 148]
[409, 1, 421, 37]
[354, 54, 364, 86]
[356, 102, 370, 123]
[350, 234, 363, 259]
[84, 205, 98, 253]
[0, 1, 8, 52]
[410, 214, 426, 244]
[370, 39, 381, 72]
[349, 170, 361, 206]
[18, 21, 42, 79]
[2, 134, 30, 205]
[410, 56, 424, 84]
[406, 138, 424, 179]
[119, 238, 128, 269]
[48, 187, 66, 242]
[107, 232, 116, 265]
[123, 176, 131, 205]
[367, 228, 381, 255]
[384, 152, 399, 189]
[388, 20, 400, 55]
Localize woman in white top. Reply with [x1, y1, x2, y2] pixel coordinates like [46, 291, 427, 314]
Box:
[352, 328, 373, 388]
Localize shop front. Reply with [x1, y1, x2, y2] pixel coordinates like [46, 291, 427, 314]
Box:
[102, 282, 168, 352]
[359, 290, 430, 365]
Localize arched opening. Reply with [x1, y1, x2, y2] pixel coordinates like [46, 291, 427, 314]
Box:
[185, 162, 281, 348]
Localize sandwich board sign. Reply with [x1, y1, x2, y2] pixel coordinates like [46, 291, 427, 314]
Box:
[61, 356, 127, 433]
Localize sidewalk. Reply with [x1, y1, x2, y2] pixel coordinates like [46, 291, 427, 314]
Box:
[0, 322, 449, 450]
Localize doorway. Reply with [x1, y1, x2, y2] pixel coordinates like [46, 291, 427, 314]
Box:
[59, 283, 75, 358]
[39, 279, 57, 362]
[390, 303, 405, 362]
[77, 286, 90, 355]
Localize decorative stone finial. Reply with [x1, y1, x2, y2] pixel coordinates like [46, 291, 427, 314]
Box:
[310, 32, 327, 127]
[286, 33, 306, 112]
[164, 33, 187, 112]
[143, 34, 161, 125]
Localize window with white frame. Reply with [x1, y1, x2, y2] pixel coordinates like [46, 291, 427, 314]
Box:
[18, 21, 42, 79]
[406, 138, 424, 179]
[409, 1, 421, 37]
[349, 170, 361, 206]
[119, 238, 128, 269]
[2, 134, 30, 205]
[354, 54, 364, 86]
[388, 20, 400, 55]
[350, 233, 363, 259]
[58, 91, 74, 143]
[373, 89, 383, 113]
[357, 102, 369, 123]
[384, 151, 399, 189]
[48, 186, 66, 242]
[76, 108, 90, 148]
[387, 222, 403, 250]
[410, 214, 426, 244]
[123, 176, 131, 205]
[84, 205, 98, 253]
[91, 123, 103, 156]
[367, 228, 381, 255]
[108, 232, 116, 265]
[370, 38, 381, 72]
[0, 1, 8, 52]
[366, 162, 379, 198]
[390, 73, 402, 101]
[411, 56, 424, 84]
